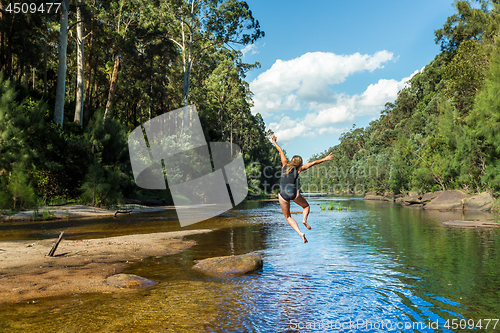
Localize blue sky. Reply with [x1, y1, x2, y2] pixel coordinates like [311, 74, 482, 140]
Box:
[239, 0, 458, 161]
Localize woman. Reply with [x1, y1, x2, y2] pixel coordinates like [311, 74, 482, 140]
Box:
[271, 134, 334, 243]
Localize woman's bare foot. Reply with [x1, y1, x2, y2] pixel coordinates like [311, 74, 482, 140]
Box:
[300, 233, 308, 243]
[302, 220, 311, 230]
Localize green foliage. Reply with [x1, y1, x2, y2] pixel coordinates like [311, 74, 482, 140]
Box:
[434, 0, 500, 52]
[468, 34, 500, 191]
[0, 167, 36, 209]
[80, 113, 132, 207]
[444, 40, 489, 116]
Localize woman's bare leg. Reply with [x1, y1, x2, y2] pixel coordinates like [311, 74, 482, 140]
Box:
[294, 193, 311, 230]
[278, 193, 307, 243]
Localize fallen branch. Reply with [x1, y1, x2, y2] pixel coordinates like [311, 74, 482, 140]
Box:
[114, 210, 132, 218]
[48, 231, 65, 257]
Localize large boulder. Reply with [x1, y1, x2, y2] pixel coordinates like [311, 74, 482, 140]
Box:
[462, 192, 495, 211]
[402, 191, 442, 205]
[424, 190, 467, 210]
[105, 274, 157, 288]
[193, 253, 263, 277]
[421, 191, 443, 203]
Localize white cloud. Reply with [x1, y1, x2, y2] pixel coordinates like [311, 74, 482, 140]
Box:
[241, 44, 259, 57]
[250, 51, 421, 143]
[250, 50, 394, 116]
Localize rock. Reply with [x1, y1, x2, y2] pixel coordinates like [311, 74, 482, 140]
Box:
[462, 192, 494, 211]
[383, 191, 394, 198]
[402, 194, 423, 204]
[403, 191, 443, 205]
[363, 195, 386, 201]
[193, 253, 263, 277]
[105, 274, 157, 289]
[421, 191, 443, 203]
[424, 190, 468, 210]
[364, 195, 394, 202]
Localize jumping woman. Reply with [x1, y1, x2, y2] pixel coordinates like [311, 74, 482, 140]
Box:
[271, 134, 334, 243]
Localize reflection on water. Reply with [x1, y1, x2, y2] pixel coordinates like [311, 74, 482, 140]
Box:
[1, 199, 499, 332]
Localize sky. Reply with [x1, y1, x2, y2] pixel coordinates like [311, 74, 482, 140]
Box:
[239, 0, 458, 161]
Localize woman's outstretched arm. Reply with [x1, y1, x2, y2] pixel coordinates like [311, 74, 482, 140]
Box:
[271, 135, 287, 167]
[299, 153, 334, 172]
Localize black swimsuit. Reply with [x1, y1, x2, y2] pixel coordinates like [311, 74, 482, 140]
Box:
[279, 166, 299, 201]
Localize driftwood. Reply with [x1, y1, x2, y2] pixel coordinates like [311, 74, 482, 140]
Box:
[48, 231, 64, 257]
[114, 210, 132, 218]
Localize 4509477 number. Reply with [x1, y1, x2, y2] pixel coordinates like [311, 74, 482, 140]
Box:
[5, 2, 61, 14]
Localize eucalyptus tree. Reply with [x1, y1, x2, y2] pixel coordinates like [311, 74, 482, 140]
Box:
[101, 0, 141, 120]
[74, 0, 85, 125]
[163, 0, 264, 125]
[54, 0, 70, 127]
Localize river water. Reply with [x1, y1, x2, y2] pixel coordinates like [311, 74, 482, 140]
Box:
[1, 198, 499, 332]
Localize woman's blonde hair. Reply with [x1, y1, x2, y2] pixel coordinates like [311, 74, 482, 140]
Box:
[284, 155, 303, 175]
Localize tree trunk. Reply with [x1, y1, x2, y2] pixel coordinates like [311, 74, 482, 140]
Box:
[22, 64, 27, 88]
[0, 1, 3, 72]
[43, 12, 48, 96]
[53, 0, 70, 127]
[74, 0, 85, 126]
[182, 60, 191, 126]
[83, 13, 94, 126]
[104, 55, 120, 120]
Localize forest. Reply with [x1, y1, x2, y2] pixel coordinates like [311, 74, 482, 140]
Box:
[0, 0, 281, 209]
[2, 0, 500, 212]
[299, 0, 500, 211]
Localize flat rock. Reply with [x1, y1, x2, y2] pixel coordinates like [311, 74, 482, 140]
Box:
[424, 190, 468, 210]
[105, 274, 157, 289]
[193, 253, 263, 277]
[462, 192, 494, 211]
[442, 220, 500, 228]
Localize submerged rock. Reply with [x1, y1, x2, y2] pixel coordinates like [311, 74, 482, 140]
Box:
[193, 253, 263, 277]
[105, 274, 157, 289]
[462, 192, 495, 211]
[442, 220, 499, 228]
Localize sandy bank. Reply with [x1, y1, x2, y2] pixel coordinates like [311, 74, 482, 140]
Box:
[0, 229, 211, 305]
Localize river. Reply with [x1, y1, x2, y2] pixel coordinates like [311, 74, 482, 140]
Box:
[0, 198, 499, 332]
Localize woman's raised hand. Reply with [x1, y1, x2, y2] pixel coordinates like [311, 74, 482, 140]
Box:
[271, 134, 277, 142]
[324, 153, 334, 161]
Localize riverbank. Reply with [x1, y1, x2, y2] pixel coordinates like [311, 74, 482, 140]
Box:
[0, 229, 211, 305]
[364, 190, 498, 211]
[0, 204, 182, 222]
